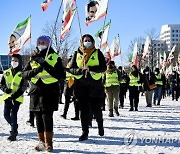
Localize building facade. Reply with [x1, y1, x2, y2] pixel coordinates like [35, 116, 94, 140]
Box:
[160, 24, 180, 51]
[0, 55, 11, 73]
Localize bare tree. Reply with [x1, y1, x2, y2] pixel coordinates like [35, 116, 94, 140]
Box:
[42, 21, 78, 65]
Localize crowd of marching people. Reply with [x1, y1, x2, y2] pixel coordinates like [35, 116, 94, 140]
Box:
[0, 34, 179, 152]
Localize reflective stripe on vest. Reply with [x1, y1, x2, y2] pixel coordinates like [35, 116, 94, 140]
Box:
[105, 71, 119, 87]
[129, 73, 141, 86]
[155, 74, 163, 85]
[30, 53, 58, 84]
[1, 69, 23, 103]
[74, 50, 102, 80]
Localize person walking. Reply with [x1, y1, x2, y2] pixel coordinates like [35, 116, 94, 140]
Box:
[153, 68, 165, 105]
[103, 61, 121, 117]
[61, 57, 79, 120]
[142, 67, 156, 107]
[67, 34, 106, 141]
[127, 65, 143, 111]
[23, 35, 65, 152]
[0, 54, 27, 141]
[118, 66, 128, 109]
[170, 71, 179, 101]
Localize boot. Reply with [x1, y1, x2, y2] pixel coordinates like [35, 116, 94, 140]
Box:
[97, 120, 104, 136]
[79, 131, 88, 141]
[44, 132, 53, 152]
[7, 131, 18, 141]
[35, 132, 45, 151]
[114, 107, 120, 116]
[108, 109, 114, 117]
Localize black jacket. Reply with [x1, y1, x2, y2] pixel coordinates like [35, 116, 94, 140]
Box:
[0, 61, 28, 103]
[68, 49, 106, 97]
[22, 47, 65, 111]
[143, 72, 157, 91]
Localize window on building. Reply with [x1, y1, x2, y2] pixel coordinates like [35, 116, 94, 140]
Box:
[176, 30, 178, 32]
[172, 30, 174, 33]
[158, 44, 160, 46]
[172, 39, 174, 41]
[172, 34, 174, 37]
[176, 34, 178, 37]
[176, 39, 178, 41]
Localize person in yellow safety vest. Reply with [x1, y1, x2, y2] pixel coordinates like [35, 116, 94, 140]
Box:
[127, 65, 143, 111]
[103, 61, 122, 117]
[61, 57, 80, 120]
[22, 35, 65, 152]
[0, 54, 28, 141]
[118, 66, 129, 109]
[67, 34, 106, 141]
[153, 68, 166, 105]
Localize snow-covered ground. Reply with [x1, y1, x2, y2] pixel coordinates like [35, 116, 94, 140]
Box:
[0, 90, 180, 154]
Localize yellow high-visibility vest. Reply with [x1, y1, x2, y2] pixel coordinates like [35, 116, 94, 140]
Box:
[105, 71, 119, 87]
[74, 50, 102, 80]
[1, 69, 24, 103]
[129, 73, 141, 86]
[155, 74, 163, 85]
[30, 53, 58, 84]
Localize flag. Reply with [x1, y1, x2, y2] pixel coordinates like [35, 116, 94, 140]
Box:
[8, 16, 31, 55]
[85, 0, 108, 26]
[60, 0, 76, 39]
[41, 0, 52, 11]
[167, 44, 176, 64]
[103, 46, 111, 60]
[109, 36, 121, 59]
[131, 42, 138, 67]
[95, 21, 111, 48]
[142, 36, 151, 60]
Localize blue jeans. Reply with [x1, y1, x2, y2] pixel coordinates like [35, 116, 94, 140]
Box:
[153, 86, 162, 104]
[4, 100, 20, 131]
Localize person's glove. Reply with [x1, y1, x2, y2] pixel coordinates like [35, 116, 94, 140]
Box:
[5, 88, 12, 94]
[34, 57, 45, 64]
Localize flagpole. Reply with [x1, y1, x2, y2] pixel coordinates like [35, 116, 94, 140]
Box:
[29, 15, 32, 53]
[99, 0, 109, 49]
[75, 1, 82, 38]
[45, 0, 63, 58]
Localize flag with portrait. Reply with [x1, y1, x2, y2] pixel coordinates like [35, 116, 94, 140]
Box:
[85, 0, 109, 26]
[8, 16, 31, 55]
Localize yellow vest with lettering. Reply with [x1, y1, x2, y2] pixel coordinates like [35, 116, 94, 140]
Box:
[129, 73, 141, 86]
[105, 71, 119, 87]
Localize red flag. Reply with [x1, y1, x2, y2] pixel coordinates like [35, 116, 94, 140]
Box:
[41, 0, 52, 11]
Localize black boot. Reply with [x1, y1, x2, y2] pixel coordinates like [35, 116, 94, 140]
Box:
[108, 109, 114, 117]
[114, 107, 120, 116]
[97, 120, 104, 136]
[7, 131, 18, 141]
[79, 131, 88, 141]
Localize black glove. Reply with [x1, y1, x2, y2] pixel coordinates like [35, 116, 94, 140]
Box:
[34, 57, 45, 64]
[5, 88, 12, 94]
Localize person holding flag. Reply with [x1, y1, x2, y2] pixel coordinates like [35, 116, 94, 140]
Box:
[23, 35, 65, 152]
[67, 34, 106, 141]
[0, 54, 28, 141]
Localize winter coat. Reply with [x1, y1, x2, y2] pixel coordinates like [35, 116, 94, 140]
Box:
[170, 73, 179, 88]
[67, 48, 106, 98]
[23, 47, 65, 111]
[0, 57, 28, 103]
[142, 72, 157, 91]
